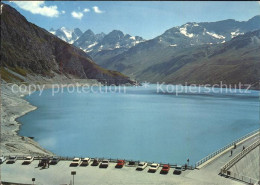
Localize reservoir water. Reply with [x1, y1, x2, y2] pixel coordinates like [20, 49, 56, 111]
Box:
[18, 85, 259, 165]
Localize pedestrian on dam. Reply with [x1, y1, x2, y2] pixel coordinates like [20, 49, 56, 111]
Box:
[233, 143, 236, 149]
[230, 150, 233, 156]
[242, 146, 245, 150]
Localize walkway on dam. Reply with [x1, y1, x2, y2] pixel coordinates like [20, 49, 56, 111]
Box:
[186, 131, 259, 184]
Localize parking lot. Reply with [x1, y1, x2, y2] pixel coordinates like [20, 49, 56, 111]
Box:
[1, 159, 199, 185]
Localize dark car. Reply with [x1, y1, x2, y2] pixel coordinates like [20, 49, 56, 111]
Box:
[50, 157, 60, 165]
[91, 158, 100, 166]
[115, 160, 125, 168]
[127, 161, 136, 166]
[160, 164, 170, 174]
[38, 158, 48, 167]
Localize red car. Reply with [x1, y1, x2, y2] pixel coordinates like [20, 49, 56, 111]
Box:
[160, 164, 170, 174]
[115, 160, 125, 168]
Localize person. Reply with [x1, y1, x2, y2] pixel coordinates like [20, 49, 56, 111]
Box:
[234, 143, 236, 149]
[243, 146, 245, 150]
[230, 150, 233, 156]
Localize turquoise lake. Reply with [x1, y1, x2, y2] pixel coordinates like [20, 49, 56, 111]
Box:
[18, 85, 259, 165]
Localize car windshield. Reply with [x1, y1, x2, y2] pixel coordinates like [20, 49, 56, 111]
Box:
[163, 166, 168, 169]
[176, 167, 182, 170]
[138, 164, 144, 166]
[151, 164, 157, 167]
[10, 156, 16, 159]
[73, 159, 79, 162]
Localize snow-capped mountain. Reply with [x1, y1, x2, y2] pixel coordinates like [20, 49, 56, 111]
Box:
[154, 15, 260, 47]
[49, 27, 83, 44]
[74, 30, 145, 55]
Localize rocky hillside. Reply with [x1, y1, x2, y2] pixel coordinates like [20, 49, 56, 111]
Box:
[96, 16, 260, 88]
[141, 30, 260, 87]
[1, 3, 133, 85]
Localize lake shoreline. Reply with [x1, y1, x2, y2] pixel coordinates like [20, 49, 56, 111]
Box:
[1, 80, 103, 157]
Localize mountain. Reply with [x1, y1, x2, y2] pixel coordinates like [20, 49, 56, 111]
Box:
[74, 30, 145, 55]
[1, 3, 133, 85]
[73, 29, 105, 53]
[49, 27, 83, 44]
[96, 16, 260, 87]
[140, 30, 260, 87]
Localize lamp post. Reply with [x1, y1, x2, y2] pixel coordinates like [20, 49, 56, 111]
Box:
[71, 171, 76, 185]
[32, 178, 35, 185]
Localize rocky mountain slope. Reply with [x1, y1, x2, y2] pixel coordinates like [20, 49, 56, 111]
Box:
[141, 30, 260, 87]
[96, 16, 260, 88]
[1, 3, 133, 85]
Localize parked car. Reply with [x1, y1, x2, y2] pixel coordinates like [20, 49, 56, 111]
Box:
[136, 162, 148, 171]
[148, 163, 160, 173]
[126, 161, 136, 167]
[115, 160, 125, 168]
[81, 158, 91, 166]
[173, 165, 183, 175]
[92, 158, 100, 166]
[70, 158, 81, 166]
[38, 158, 49, 167]
[160, 164, 170, 174]
[23, 156, 34, 164]
[99, 159, 109, 168]
[7, 156, 17, 164]
[50, 157, 60, 165]
[0, 156, 7, 164]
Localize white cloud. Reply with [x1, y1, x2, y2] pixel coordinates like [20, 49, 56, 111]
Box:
[92, 6, 104, 13]
[61, 10, 66, 14]
[83, 8, 90, 13]
[71, 11, 83, 19]
[12, 1, 59, 17]
[258, 1, 260, 5]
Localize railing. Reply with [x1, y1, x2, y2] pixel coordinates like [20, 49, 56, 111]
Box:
[195, 129, 259, 168]
[225, 172, 259, 185]
[220, 139, 260, 174]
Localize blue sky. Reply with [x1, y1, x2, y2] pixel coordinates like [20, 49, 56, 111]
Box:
[5, 1, 260, 39]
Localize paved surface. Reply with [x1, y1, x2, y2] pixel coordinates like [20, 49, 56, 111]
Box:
[186, 133, 259, 184]
[1, 133, 259, 185]
[230, 145, 259, 181]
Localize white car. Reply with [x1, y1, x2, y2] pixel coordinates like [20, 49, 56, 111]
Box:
[7, 156, 17, 163]
[0, 156, 7, 164]
[148, 163, 160, 172]
[173, 165, 183, 175]
[100, 159, 109, 168]
[80, 158, 91, 166]
[136, 162, 148, 170]
[23, 156, 34, 164]
[70, 158, 81, 166]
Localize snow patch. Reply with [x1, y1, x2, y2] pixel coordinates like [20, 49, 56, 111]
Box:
[130, 36, 136, 40]
[179, 26, 194, 38]
[61, 27, 72, 40]
[231, 30, 243, 38]
[170, 44, 177, 47]
[206, 32, 225, 39]
[87, 42, 98, 48]
[115, 42, 121, 49]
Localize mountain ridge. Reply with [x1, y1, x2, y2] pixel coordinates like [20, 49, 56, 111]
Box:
[1, 3, 133, 85]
